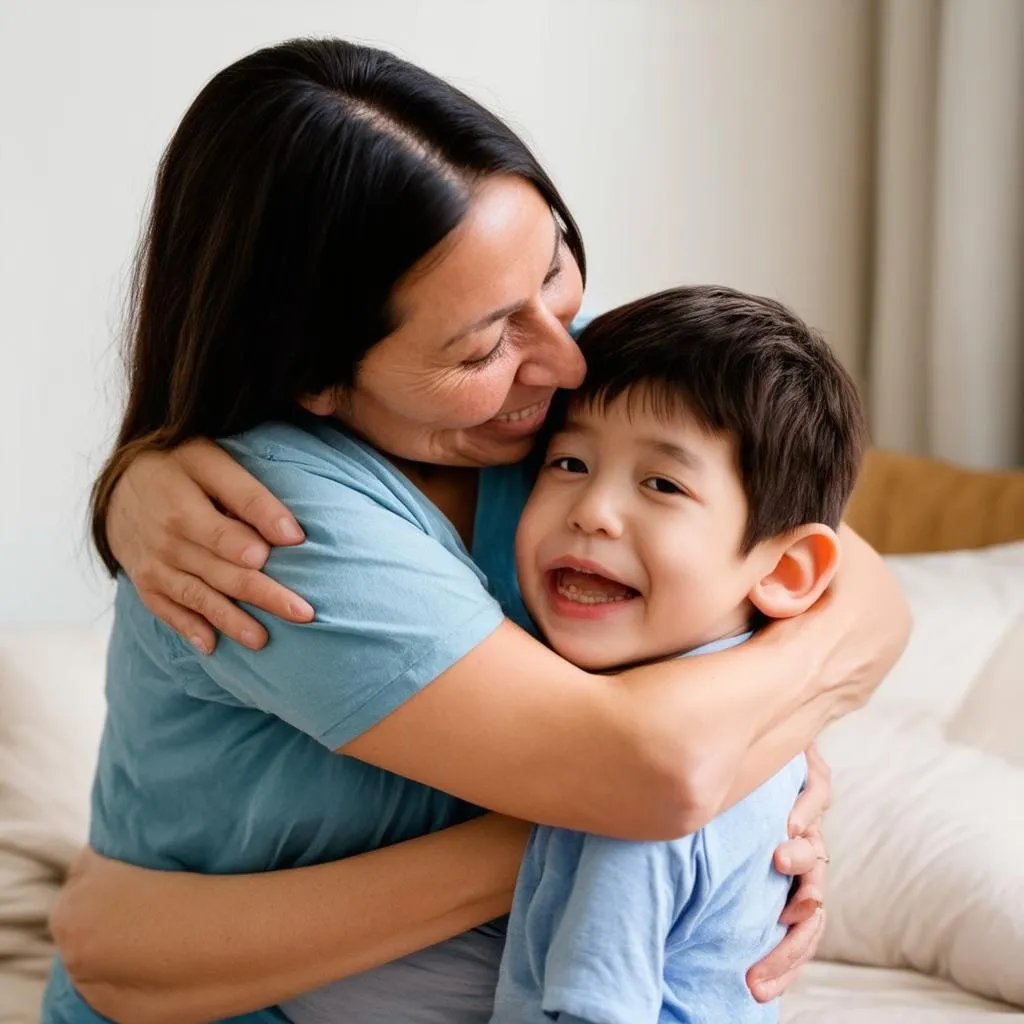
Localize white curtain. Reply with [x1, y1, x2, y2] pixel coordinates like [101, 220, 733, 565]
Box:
[868, 0, 1024, 469]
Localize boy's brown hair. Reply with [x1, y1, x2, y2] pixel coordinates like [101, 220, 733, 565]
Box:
[562, 285, 867, 552]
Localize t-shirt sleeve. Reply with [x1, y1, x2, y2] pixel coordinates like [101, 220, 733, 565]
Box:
[185, 446, 506, 750]
[536, 833, 696, 1024]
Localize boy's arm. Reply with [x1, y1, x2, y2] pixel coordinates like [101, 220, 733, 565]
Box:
[536, 832, 697, 1024]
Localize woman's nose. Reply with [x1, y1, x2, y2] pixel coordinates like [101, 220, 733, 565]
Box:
[516, 306, 586, 390]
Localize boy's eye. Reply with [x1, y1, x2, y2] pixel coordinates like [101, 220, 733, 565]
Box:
[642, 476, 684, 495]
[549, 456, 588, 474]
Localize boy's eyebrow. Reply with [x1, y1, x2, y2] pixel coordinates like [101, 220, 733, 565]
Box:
[644, 439, 704, 471]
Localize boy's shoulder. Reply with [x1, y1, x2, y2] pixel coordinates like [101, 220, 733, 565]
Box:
[692, 754, 806, 883]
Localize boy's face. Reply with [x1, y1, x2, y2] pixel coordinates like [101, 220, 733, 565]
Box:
[516, 390, 769, 670]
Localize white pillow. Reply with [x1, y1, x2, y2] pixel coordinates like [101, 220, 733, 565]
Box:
[869, 542, 1024, 726]
[819, 710, 1024, 1007]
[0, 616, 110, 1010]
[947, 614, 1024, 768]
[818, 542, 1024, 1007]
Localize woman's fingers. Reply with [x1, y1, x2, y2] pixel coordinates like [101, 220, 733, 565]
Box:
[779, 857, 826, 926]
[174, 540, 315, 624]
[778, 824, 828, 926]
[788, 743, 830, 838]
[177, 441, 305, 549]
[747, 907, 826, 1002]
[141, 591, 220, 655]
[142, 566, 270, 652]
[773, 835, 816, 877]
[153, 464, 277, 570]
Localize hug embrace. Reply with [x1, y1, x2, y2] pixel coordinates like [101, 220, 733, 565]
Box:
[44, 37, 909, 1024]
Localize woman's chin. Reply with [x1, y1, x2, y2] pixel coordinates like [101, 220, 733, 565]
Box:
[458, 432, 539, 467]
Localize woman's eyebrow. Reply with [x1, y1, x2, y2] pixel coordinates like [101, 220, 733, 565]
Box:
[442, 214, 562, 350]
[442, 300, 525, 349]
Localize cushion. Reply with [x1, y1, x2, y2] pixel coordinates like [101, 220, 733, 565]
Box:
[0, 617, 109, 1019]
[866, 542, 1024, 724]
[846, 449, 1024, 555]
[818, 543, 1024, 1007]
[781, 961, 1024, 1022]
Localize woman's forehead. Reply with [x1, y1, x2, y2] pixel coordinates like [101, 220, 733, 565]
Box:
[391, 176, 559, 340]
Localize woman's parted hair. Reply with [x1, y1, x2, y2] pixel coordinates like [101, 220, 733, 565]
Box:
[557, 285, 867, 552]
[92, 37, 585, 573]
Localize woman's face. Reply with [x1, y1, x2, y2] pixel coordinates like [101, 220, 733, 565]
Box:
[310, 175, 586, 467]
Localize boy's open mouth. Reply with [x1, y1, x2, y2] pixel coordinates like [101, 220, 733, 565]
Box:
[551, 567, 640, 606]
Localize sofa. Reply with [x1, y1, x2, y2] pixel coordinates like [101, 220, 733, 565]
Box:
[2, 449, 1023, 1023]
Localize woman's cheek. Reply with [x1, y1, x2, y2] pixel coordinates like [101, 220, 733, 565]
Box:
[439, 363, 520, 425]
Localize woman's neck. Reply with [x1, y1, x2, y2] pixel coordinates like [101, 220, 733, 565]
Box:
[391, 459, 481, 549]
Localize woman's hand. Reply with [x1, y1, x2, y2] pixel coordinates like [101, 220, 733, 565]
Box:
[803, 524, 912, 717]
[107, 440, 314, 653]
[747, 743, 831, 1002]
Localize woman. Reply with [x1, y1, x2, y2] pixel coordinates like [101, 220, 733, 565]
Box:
[47, 37, 909, 1024]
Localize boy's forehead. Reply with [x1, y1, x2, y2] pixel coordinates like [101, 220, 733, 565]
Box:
[560, 389, 739, 473]
[564, 386, 702, 437]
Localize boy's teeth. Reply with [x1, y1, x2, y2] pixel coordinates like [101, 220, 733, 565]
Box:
[555, 568, 636, 604]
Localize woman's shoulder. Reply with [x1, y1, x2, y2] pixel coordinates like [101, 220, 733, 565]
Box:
[222, 417, 387, 480]
[220, 418, 429, 520]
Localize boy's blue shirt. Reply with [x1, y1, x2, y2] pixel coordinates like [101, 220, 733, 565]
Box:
[490, 632, 806, 1024]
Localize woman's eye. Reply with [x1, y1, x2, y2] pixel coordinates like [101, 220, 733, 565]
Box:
[542, 233, 566, 288]
[542, 258, 563, 288]
[549, 456, 588, 474]
[462, 333, 507, 368]
[642, 476, 684, 495]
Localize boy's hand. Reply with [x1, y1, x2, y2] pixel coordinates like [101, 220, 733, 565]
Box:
[747, 743, 831, 1001]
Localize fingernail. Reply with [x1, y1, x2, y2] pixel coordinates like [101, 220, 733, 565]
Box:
[191, 635, 210, 655]
[241, 543, 267, 568]
[796, 898, 821, 917]
[241, 627, 262, 649]
[289, 598, 315, 620]
[278, 518, 304, 543]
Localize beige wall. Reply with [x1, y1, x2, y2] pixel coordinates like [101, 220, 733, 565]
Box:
[0, 0, 877, 624]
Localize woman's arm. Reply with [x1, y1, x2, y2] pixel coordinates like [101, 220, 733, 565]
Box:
[338, 526, 905, 839]
[54, 704, 838, 1024]
[54, 814, 531, 1024]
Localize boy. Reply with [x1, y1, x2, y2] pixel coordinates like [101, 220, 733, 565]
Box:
[490, 285, 866, 1023]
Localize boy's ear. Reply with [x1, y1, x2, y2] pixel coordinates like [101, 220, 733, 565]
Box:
[749, 524, 840, 620]
[299, 388, 340, 417]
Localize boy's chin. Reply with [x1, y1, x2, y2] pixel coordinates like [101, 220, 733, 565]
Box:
[544, 629, 633, 674]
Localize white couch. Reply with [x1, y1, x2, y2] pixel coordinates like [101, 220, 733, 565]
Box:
[2, 543, 1024, 1023]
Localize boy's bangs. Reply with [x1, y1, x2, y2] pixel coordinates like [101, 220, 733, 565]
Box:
[572, 381, 716, 434]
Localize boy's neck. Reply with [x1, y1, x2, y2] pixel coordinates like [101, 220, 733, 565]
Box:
[596, 621, 756, 674]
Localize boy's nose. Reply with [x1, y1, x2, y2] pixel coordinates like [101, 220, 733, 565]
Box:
[568, 486, 624, 538]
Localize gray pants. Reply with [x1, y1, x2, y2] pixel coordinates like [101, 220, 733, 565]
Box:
[281, 922, 506, 1024]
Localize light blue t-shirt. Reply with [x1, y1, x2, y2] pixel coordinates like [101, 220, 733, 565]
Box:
[42, 416, 536, 1024]
[490, 633, 806, 1024]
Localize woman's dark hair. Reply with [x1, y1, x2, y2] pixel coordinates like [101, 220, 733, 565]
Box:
[91, 37, 585, 572]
